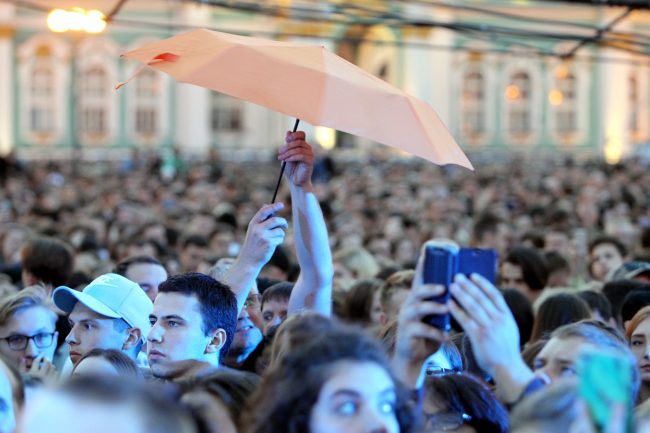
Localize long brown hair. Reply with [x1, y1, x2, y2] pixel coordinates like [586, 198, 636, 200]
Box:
[242, 324, 415, 433]
[530, 293, 590, 342]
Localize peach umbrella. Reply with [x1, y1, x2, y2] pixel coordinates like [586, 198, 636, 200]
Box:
[117, 29, 473, 198]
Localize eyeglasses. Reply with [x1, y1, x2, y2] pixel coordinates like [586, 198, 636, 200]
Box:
[0, 332, 55, 351]
[244, 294, 261, 309]
[425, 366, 458, 376]
[422, 412, 472, 432]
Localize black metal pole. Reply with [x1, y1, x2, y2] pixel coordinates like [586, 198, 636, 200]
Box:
[270, 118, 300, 204]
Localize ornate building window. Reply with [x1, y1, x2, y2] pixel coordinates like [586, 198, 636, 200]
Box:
[29, 65, 55, 133]
[210, 92, 243, 133]
[134, 69, 159, 136]
[505, 71, 532, 135]
[78, 66, 108, 136]
[460, 70, 485, 138]
[551, 67, 577, 135]
[19, 36, 68, 145]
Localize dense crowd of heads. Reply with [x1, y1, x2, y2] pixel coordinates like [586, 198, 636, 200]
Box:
[0, 143, 650, 432]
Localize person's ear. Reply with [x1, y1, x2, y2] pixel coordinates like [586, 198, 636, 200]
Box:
[122, 328, 142, 351]
[205, 329, 227, 354]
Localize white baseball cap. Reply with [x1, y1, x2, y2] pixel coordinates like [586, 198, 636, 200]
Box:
[53, 273, 153, 341]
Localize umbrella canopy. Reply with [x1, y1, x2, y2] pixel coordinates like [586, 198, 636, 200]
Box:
[119, 29, 473, 170]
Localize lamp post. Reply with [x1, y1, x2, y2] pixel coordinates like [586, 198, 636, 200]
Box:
[47, 8, 106, 176]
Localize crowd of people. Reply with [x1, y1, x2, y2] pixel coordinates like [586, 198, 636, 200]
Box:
[0, 131, 649, 432]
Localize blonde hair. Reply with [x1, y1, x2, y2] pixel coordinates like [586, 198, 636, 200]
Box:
[333, 246, 380, 280]
[379, 270, 414, 315]
[0, 286, 57, 328]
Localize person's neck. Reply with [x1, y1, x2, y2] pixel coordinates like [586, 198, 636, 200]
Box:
[156, 359, 217, 381]
[223, 352, 248, 368]
[638, 382, 650, 406]
[223, 344, 257, 367]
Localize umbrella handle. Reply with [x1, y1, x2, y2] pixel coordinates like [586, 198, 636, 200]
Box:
[270, 118, 301, 204]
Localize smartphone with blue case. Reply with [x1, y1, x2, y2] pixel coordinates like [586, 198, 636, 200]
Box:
[457, 248, 497, 283]
[422, 242, 459, 332]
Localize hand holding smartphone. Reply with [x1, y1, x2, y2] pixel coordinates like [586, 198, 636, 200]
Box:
[422, 241, 459, 332]
[421, 241, 498, 332]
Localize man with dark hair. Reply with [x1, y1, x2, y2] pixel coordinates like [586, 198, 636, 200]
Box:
[147, 273, 237, 380]
[588, 235, 628, 281]
[260, 282, 293, 336]
[179, 234, 209, 273]
[500, 247, 549, 303]
[472, 213, 511, 259]
[114, 255, 168, 302]
[21, 236, 74, 290]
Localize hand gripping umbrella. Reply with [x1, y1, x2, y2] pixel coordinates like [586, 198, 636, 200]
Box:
[117, 29, 474, 202]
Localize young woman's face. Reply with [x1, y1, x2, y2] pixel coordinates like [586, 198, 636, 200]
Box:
[630, 317, 650, 382]
[310, 361, 399, 433]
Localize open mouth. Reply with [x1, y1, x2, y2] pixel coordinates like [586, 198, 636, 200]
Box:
[237, 324, 254, 333]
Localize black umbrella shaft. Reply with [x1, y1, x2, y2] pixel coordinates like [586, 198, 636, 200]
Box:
[271, 118, 301, 204]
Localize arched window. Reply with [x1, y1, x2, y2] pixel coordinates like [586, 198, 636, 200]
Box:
[505, 71, 532, 135]
[78, 66, 108, 136]
[134, 69, 160, 136]
[210, 92, 243, 133]
[460, 70, 485, 138]
[29, 65, 55, 133]
[552, 68, 577, 135]
[629, 74, 639, 135]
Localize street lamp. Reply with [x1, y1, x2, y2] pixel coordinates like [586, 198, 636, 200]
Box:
[47, 8, 107, 34]
[46, 7, 106, 175]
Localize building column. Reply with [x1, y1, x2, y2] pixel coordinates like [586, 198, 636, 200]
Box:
[175, 84, 210, 153]
[595, 10, 633, 162]
[596, 50, 632, 163]
[401, 5, 454, 127]
[0, 4, 15, 155]
[174, 3, 211, 153]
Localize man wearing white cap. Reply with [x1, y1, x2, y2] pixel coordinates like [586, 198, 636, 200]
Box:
[52, 273, 153, 365]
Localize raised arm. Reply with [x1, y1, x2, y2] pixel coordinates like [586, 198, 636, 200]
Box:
[217, 202, 288, 314]
[279, 131, 333, 316]
[393, 248, 447, 388]
[449, 273, 536, 403]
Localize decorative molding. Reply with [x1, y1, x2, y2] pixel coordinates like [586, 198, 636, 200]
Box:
[0, 25, 14, 38]
[401, 26, 432, 40]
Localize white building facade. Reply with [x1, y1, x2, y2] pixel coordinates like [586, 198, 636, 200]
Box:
[0, 1, 648, 160]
